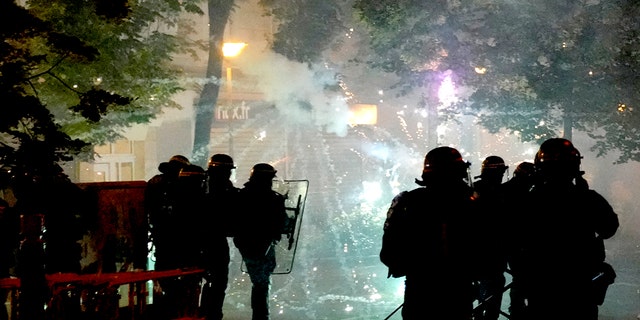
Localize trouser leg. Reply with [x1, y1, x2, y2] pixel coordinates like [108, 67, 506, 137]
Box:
[250, 283, 270, 320]
[244, 246, 276, 320]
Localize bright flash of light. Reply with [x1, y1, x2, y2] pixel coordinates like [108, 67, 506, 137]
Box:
[345, 305, 353, 312]
[474, 66, 487, 74]
[618, 103, 627, 112]
[438, 73, 458, 107]
[222, 42, 247, 57]
[360, 181, 382, 203]
[436, 124, 447, 137]
[370, 293, 382, 301]
[257, 130, 267, 141]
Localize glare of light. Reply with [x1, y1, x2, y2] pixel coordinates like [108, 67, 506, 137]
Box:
[436, 125, 447, 137]
[73, 84, 78, 88]
[588, 70, 593, 76]
[257, 131, 267, 141]
[378, 90, 384, 95]
[474, 66, 487, 74]
[618, 103, 627, 112]
[360, 181, 382, 203]
[94, 77, 103, 85]
[370, 293, 382, 301]
[348, 104, 378, 125]
[345, 305, 353, 312]
[222, 42, 247, 57]
[438, 73, 458, 106]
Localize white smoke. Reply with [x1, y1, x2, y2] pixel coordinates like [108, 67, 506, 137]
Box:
[236, 50, 350, 137]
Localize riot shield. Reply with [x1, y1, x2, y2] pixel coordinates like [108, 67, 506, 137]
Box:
[241, 179, 309, 274]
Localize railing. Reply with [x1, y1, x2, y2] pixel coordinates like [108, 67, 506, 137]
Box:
[0, 268, 205, 320]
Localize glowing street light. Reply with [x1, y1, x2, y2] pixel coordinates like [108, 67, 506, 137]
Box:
[222, 42, 247, 157]
[222, 42, 247, 58]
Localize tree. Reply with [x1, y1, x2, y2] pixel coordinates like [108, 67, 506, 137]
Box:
[192, 0, 235, 166]
[0, 0, 204, 177]
[354, 0, 640, 163]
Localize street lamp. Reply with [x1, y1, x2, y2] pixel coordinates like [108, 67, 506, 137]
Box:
[222, 42, 246, 156]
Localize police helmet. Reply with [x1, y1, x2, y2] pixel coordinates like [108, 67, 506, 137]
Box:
[513, 161, 535, 179]
[169, 155, 190, 165]
[422, 146, 470, 178]
[159, 154, 190, 174]
[480, 155, 508, 176]
[179, 164, 205, 178]
[249, 163, 277, 181]
[208, 154, 236, 169]
[534, 138, 582, 179]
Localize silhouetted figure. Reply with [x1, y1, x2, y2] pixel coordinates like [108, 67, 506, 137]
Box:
[200, 154, 239, 320]
[0, 198, 18, 320]
[146, 155, 206, 319]
[233, 163, 287, 320]
[380, 146, 477, 320]
[12, 164, 89, 320]
[502, 161, 535, 320]
[472, 155, 509, 320]
[518, 138, 619, 320]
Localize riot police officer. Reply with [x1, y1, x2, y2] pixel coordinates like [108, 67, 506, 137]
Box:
[502, 161, 535, 319]
[380, 146, 477, 320]
[145, 155, 205, 319]
[233, 163, 287, 320]
[472, 155, 509, 320]
[518, 138, 619, 320]
[200, 154, 239, 320]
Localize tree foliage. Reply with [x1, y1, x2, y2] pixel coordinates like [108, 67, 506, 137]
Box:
[1, 0, 204, 176]
[260, 0, 348, 64]
[354, 0, 640, 163]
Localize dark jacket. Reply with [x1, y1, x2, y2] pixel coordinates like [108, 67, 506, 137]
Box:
[518, 180, 619, 318]
[233, 181, 287, 259]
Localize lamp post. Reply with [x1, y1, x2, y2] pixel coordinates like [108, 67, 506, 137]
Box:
[222, 42, 247, 156]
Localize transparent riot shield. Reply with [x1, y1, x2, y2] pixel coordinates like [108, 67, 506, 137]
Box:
[241, 179, 309, 275]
